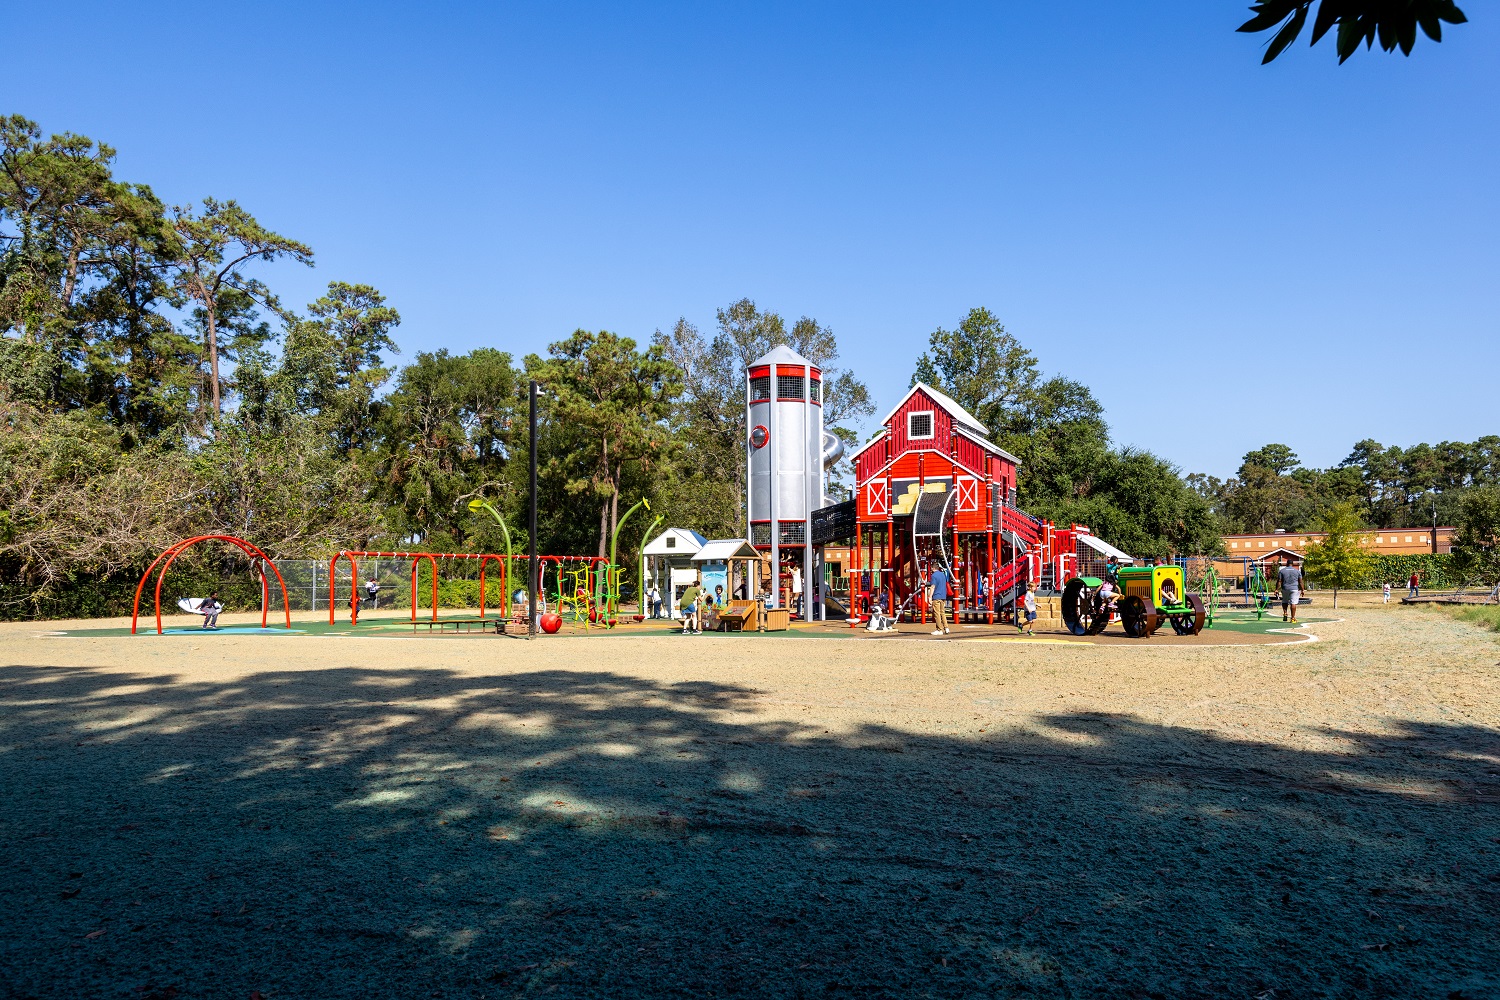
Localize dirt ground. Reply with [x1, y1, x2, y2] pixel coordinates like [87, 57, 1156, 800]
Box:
[2, 602, 1497, 999]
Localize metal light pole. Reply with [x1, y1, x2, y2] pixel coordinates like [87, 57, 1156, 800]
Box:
[529, 380, 540, 638]
[1431, 494, 1439, 554]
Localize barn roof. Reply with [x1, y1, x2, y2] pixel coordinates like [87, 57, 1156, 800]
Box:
[956, 425, 1021, 466]
[879, 382, 988, 435]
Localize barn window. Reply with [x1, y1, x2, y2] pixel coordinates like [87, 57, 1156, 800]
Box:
[665, 536, 675, 548]
[908, 410, 934, 439]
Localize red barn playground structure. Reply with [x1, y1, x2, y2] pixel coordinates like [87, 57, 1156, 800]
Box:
[831, 381, 1125, 625]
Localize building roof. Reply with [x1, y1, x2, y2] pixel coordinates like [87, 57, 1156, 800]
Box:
[750, 344, 816, 369]
[956, 425, 1021, 466]
[641, 528, 708, 556]
[1253, 546, 1304, 561]
[691, 539, 762, 562]
[879, 382, 989, 435]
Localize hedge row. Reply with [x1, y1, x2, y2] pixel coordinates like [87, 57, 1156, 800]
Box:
[0, 570, 272, 622]
[1359, 554, 1460, 590]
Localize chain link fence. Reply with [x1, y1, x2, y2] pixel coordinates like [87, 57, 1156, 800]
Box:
[262, 559, 500, 612]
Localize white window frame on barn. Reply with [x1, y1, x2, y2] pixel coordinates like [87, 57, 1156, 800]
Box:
[908, 410, 935, 440]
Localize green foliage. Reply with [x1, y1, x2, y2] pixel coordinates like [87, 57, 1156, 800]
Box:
[1450, 485, 1500, 585]
[653, 301, 873, 518]
[1419, 602, 1500, 636]
[1366, 553, 1456, 589]
[1193, 438, 1499, 538]
[912, 308, 1219, 558]
[528, 330, 681, 557]
[1239, 0, 1467, 64]
[165, 197, 313, 416]
[911, 308, 1040, 429]
[1302, 502, 1375, 606]
[374, 347, 522, 547]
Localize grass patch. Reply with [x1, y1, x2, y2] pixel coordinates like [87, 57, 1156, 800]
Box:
[1419, 602, 1500, 634]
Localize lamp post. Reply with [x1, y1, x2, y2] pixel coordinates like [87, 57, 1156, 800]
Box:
[1431, 493, 1440, 555]
[529, 380, 541, 638]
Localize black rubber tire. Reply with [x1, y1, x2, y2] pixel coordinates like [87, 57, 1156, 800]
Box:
[1061, 578, 1091, 636]
[1186, 593, 1206, 635]
[1121, 596, 1150, 637]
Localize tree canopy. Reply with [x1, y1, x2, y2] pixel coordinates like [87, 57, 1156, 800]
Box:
[1190, 437, 1500, 536]
[1301, 501, 1374, 607]
[911, 309, 1220, 559]
[1239, 0, 1469, 64]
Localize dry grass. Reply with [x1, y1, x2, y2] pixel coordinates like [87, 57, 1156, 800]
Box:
[1, 603, 1497, 998]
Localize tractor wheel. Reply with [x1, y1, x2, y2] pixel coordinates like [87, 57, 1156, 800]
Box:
[1121, 596, 1150, 637]
[1169, 595, 1207, 635]
[1061, 579, 1092, 636]
[1186, 594, 1206, 634]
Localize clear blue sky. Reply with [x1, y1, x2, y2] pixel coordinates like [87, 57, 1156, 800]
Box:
[12, 2, 1498, 478]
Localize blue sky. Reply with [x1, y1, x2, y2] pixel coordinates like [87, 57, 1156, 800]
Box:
[11, 2, 1498, 477]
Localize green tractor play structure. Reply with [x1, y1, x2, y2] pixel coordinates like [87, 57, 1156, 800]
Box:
[1062, 564, 1207, 638]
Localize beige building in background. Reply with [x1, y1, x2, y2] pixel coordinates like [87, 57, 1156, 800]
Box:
[1222, 527, 1453, 557]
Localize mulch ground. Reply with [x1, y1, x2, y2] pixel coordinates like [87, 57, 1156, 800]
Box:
[1, 604, 1497, 999]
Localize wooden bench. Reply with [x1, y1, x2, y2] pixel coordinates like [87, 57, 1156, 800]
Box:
[409, 618, 505, 635]
[715, 601, 757, 632]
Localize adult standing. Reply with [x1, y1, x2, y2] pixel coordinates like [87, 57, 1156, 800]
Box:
[1408, 570, 1420, 599]
[927, 564, 952, 636]
[648, 584, 661, 619]
[1278, 558, 1305, 623]
[679, 574, 702, 634]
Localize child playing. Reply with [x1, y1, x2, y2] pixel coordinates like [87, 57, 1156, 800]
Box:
[1019, 584, 1037, 635]
[1382, 581, 1391, 604]
[200, 592, 221, 630]
[866, 591, 895, 633]
[1158, 579, 1179, 607]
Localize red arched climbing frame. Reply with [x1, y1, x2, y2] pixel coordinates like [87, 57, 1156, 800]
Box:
[131, 535, 292, 635]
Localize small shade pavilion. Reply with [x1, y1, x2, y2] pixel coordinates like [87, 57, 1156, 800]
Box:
[691, 539, 763, 606]
[642, 528, 708, 614]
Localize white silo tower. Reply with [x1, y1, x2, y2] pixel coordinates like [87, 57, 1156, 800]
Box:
[746, 345, 842, 615]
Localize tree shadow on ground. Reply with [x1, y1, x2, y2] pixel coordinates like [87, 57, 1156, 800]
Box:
[1, 663, 1497, 1000]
